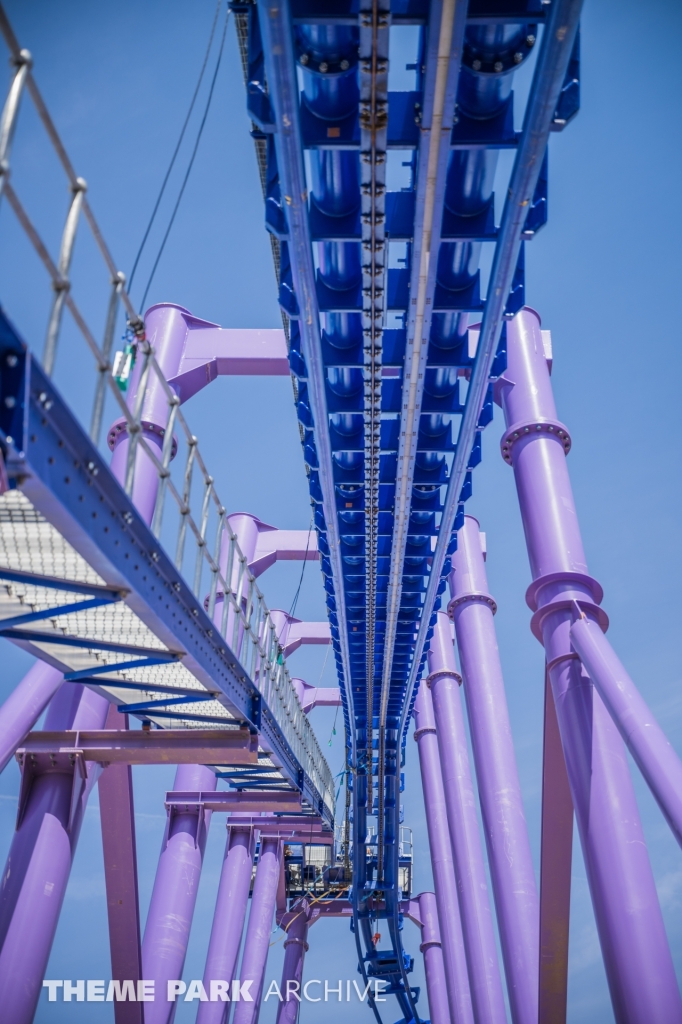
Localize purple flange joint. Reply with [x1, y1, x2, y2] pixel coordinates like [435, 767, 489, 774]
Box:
[525, 571, 609, 643]
[500, 418, 572, 465]
[107, 417, 178, 459]
[412, 725, 437, 741]
[425, 668, 463, 688]
[447, 590, 497, 616]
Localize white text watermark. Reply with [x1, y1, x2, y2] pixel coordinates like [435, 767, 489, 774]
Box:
[42, 978, 389, 1003]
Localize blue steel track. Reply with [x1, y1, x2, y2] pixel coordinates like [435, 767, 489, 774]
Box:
[234, 0, 581, 1019]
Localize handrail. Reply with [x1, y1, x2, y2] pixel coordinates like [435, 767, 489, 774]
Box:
[0, 4, 335, 817]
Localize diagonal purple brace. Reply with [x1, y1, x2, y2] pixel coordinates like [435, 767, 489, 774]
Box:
[570, 614, 682, 850]
[98, 704, 143, 1024]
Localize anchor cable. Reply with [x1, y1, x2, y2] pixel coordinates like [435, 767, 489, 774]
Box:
[128, 0, 223, 296]
[138, 4, 230, 310]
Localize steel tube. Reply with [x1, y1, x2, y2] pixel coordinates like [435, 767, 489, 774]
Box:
[500, 307, 682, 1023]
[414, 681, 473, 1024]
[0, 660, 63, 773]
[0, 47, 31, 202]
[141, 763, 217, 1024]
[109, 303, 191, 523]
[571, 615, 682, 851]
[233, 836, 282, 1024]
[196, 827, 255, 1024]
[415, 892, 450, 1024]
[428, 612, 507, 1024]
[276, 899, 310, 1024]
[42, 176, 87, 377]
[0, 681, 110, 1023]
[449, 515, 539, 1024]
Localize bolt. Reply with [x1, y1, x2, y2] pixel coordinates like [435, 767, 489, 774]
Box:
[472, 59, 482, 71]
[319, 61, 328, 73]
[494, 61, 504, 72]
[526, 34, 536, 46]
[300, 53, 309, 65]
[6, 354, 18, 367]
[4, 396, 15, 409]
[513, 52, 523, 64]
[340, 59, 349, 70]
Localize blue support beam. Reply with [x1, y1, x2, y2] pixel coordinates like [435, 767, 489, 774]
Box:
[0, 308, 334, 826]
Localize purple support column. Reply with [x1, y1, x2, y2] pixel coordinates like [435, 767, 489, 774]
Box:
[448, 515, 539, 1024]
[197, 826, 255, 1024]
[414, 892, 450, 1024]
[99, 705, 143, 1024]
[428, 612, 507, 1024]
[110, 304, 225, 1021]
[571, 614, 682, 850]
[109, 303, 215, 523]
[233, 836, 282, 1024]
[276, 898, 311, 1024]
[498, 307, 682, 1023]
[142, 763, 217, 1024]
[214, 512, 262, 658]
[0, 660, 63, 773]
[538, 672, 573, 1024]
[0, 681, 110, 1022]
[413, 683, 474, 1024]
[0, 302, 213, 1022]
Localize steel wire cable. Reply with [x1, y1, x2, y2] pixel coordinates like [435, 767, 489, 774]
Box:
[138, 4, 230, 311]
[128, 0, 223, 296]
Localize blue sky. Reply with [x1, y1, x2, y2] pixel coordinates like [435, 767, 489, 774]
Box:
[0, 0, 681, 1021]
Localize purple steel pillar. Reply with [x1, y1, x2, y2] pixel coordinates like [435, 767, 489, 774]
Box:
[428, 612, 507, 1024]
[413, 683, 474, 1024]
[197, 826, 255, 1024]
[104, 303, 223, 1022]
[0, 660, 63, 773]
[0, 302, 204, 1023]
[414, 892, 450, 1024]
[448, 515, 539, 1024]
[214, 512, 262, 651]
[233, 836, 283, 1024]
[142, 763, 217, 1024]
[538, 671, 573, 1024]
[99, 705, 143, 1024]
[109, 303, 214, 523]
[0, 681, 110, 1022]
[570, 614, 682, 850]
[498, 307, 682, 1023]
[276, 898, 311, 1024]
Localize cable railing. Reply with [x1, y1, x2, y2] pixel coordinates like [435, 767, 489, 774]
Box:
[0, 6, 334, 817]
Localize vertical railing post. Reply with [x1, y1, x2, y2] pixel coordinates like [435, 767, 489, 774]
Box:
[0, 48, 31, 203]
[90, 270, 125, 446]
[174, 437, 197, 569]
[42, 176, 87, 376]
[150, 393, 180, 538]
[193, 475, 214, 595]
